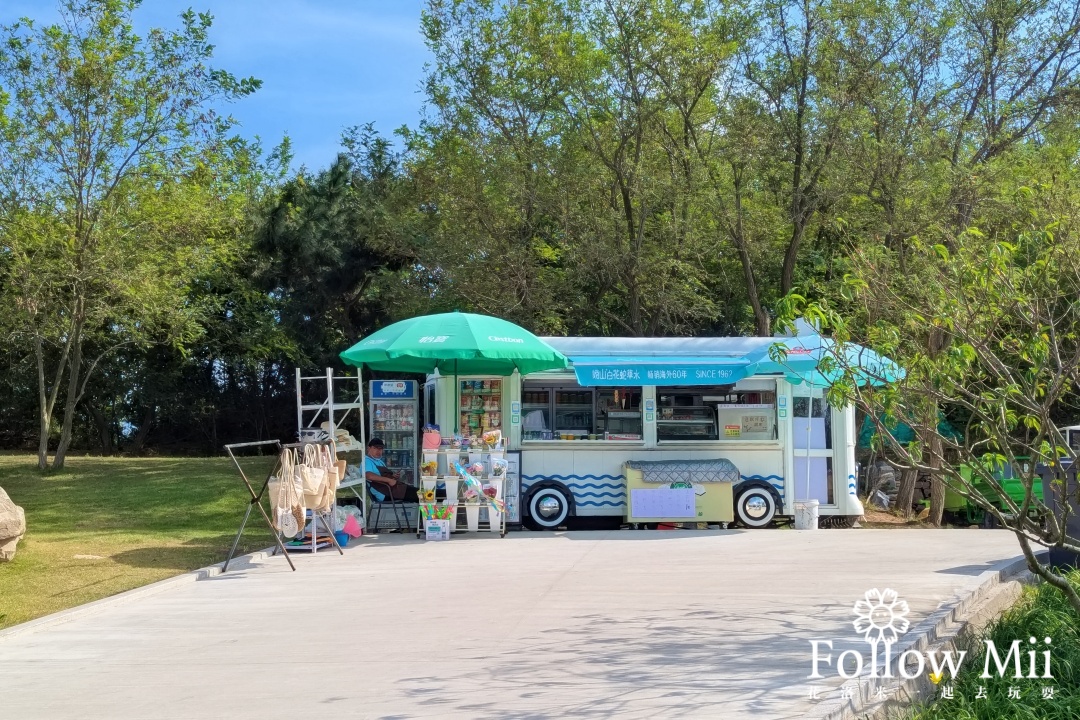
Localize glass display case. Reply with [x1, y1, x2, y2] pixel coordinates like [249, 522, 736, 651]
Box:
[521, 388, 553, 440]
[554, 389, 593, 439]
[707, 382, 778, 441]
[656, 406, 719, 441]
[596, 388, 642, 439]
[521, 382, 645, 441]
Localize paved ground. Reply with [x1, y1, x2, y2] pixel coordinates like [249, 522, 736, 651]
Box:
[0, 529, 1022, 719]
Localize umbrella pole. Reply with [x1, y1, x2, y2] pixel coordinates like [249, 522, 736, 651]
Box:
[805, 407, 813, 501]
[359, 364, 368, 523]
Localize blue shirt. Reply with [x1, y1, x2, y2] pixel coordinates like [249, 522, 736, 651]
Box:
[365, 456, 388, 501]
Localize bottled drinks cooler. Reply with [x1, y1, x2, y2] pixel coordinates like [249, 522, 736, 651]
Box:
[369, 380, 418, 484]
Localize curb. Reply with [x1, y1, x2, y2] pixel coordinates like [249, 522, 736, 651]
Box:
[0, 545, 278, 643]
[805, 554, 1033, 720]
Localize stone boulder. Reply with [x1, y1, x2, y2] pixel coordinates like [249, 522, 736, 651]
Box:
[866, 460, 898, 496]
[0, 486, 26, 562]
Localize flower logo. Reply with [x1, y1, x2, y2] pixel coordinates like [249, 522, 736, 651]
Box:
[852, 588, 910, 645]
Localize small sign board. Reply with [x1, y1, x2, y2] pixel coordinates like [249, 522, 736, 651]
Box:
[370, 380, 417, 399]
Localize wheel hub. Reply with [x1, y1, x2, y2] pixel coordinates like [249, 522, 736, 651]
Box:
[537, 496, 562, 518]
[744, 495, 769, 520]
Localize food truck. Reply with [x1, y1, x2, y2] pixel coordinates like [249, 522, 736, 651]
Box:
[427, 336, 865, 530]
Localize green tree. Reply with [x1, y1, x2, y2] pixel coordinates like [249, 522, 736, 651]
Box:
[802, 152, 1080, 616]
[255, 125, 423, 363]
[0, 0, 258, 469]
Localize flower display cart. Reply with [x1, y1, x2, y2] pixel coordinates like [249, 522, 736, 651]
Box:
[416, 448, 507, 538]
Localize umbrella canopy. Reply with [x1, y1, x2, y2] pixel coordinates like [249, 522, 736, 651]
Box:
[748, 332, 905, 388]
[339, 312, 569, 376]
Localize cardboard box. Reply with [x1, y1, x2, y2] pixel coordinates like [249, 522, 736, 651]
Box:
[425, 518, 451, 541]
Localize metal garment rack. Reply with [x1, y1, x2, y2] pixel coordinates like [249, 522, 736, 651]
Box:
[223, 439, 344, 573]
[295, 368, 368, 520]
[223, 439, 292, 572]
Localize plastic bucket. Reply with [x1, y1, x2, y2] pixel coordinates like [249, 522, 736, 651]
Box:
[794, 500, 820, 530]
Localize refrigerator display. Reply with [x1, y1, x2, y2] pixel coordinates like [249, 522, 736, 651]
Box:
[521, 388, 553, 440]
[370, 380, 418, 484]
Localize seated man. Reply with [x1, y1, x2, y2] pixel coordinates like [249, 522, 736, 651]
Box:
[364, 437, 419, 503]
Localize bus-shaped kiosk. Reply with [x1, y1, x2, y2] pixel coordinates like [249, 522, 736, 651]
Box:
[428, 336, 864, 530]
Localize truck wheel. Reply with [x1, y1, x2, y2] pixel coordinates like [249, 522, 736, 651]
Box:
[734, 482, 780, 528]
[524, 484, 572, 530]
[821, 515, 859, 529]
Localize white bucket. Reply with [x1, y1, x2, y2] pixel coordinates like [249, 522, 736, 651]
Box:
[794, 499, 820, 530]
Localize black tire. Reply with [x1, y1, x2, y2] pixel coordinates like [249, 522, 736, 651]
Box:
[733, 482, 781, 528]
[523, 483, 573, 530]
[821, 515, 859, 529]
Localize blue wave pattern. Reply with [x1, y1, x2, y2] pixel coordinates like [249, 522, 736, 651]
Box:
[741, 474, 785, 499]
[521, 474, 627, 507]
[847, 473, 857, 495]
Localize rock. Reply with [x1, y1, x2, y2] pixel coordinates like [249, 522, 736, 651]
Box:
[867, 460, 898, 495]
[0, 486, 26, 562]
[869, 489, 891, 510]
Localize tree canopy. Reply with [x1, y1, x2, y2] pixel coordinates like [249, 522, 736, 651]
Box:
[1, 0, 1079, 477]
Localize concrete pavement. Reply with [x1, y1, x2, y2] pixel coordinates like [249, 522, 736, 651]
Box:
[0, 529, 1022, 719]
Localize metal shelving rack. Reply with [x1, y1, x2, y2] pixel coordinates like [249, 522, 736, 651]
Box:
[295, 368, 368, 520]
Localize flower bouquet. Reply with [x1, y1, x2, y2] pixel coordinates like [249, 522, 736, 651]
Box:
[481, 430, 503, 450]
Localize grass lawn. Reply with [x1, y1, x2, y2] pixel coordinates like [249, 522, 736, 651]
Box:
[0, 453, 280, 630]
[907, 569, 1080, 719]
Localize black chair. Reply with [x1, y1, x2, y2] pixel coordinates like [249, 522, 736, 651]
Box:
[367, 480, 412, 532]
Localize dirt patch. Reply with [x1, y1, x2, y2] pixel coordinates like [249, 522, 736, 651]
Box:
[859, 507, 936, 528]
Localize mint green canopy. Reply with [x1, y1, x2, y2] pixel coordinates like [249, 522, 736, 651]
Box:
[339, 312, 569, 376]
[747, 332, 905, 387]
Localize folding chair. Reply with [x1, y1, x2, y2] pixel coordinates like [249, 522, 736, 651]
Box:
[367, 480, 412, 532]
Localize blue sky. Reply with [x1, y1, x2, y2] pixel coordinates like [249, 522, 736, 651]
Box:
[4, 1, 432, 171]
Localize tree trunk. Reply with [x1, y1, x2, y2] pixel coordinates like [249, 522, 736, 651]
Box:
[731, 168, 771, 335]
[896, 468, 918, 517]
[88, 403, 113, 455]
[781, 219, 808, 295]
[130, 406, 155, 454]
[35, 336, 50, 470]
[929, 434, 945, 526]
[52, 324, 85, 470]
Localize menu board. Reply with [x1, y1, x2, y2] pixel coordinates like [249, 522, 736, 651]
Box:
[630, 486, 695, 518]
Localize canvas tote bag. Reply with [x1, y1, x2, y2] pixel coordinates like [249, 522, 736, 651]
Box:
[268, 448, 305, 537]
[300, 444, 327, 495]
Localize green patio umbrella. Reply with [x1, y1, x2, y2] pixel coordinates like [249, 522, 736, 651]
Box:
[341, 312, 567, 448]
[339, 311, 569, 375]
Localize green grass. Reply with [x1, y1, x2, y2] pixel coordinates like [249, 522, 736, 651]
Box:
[907, 570, 1080, 719]
[0, 453, 279, 630]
